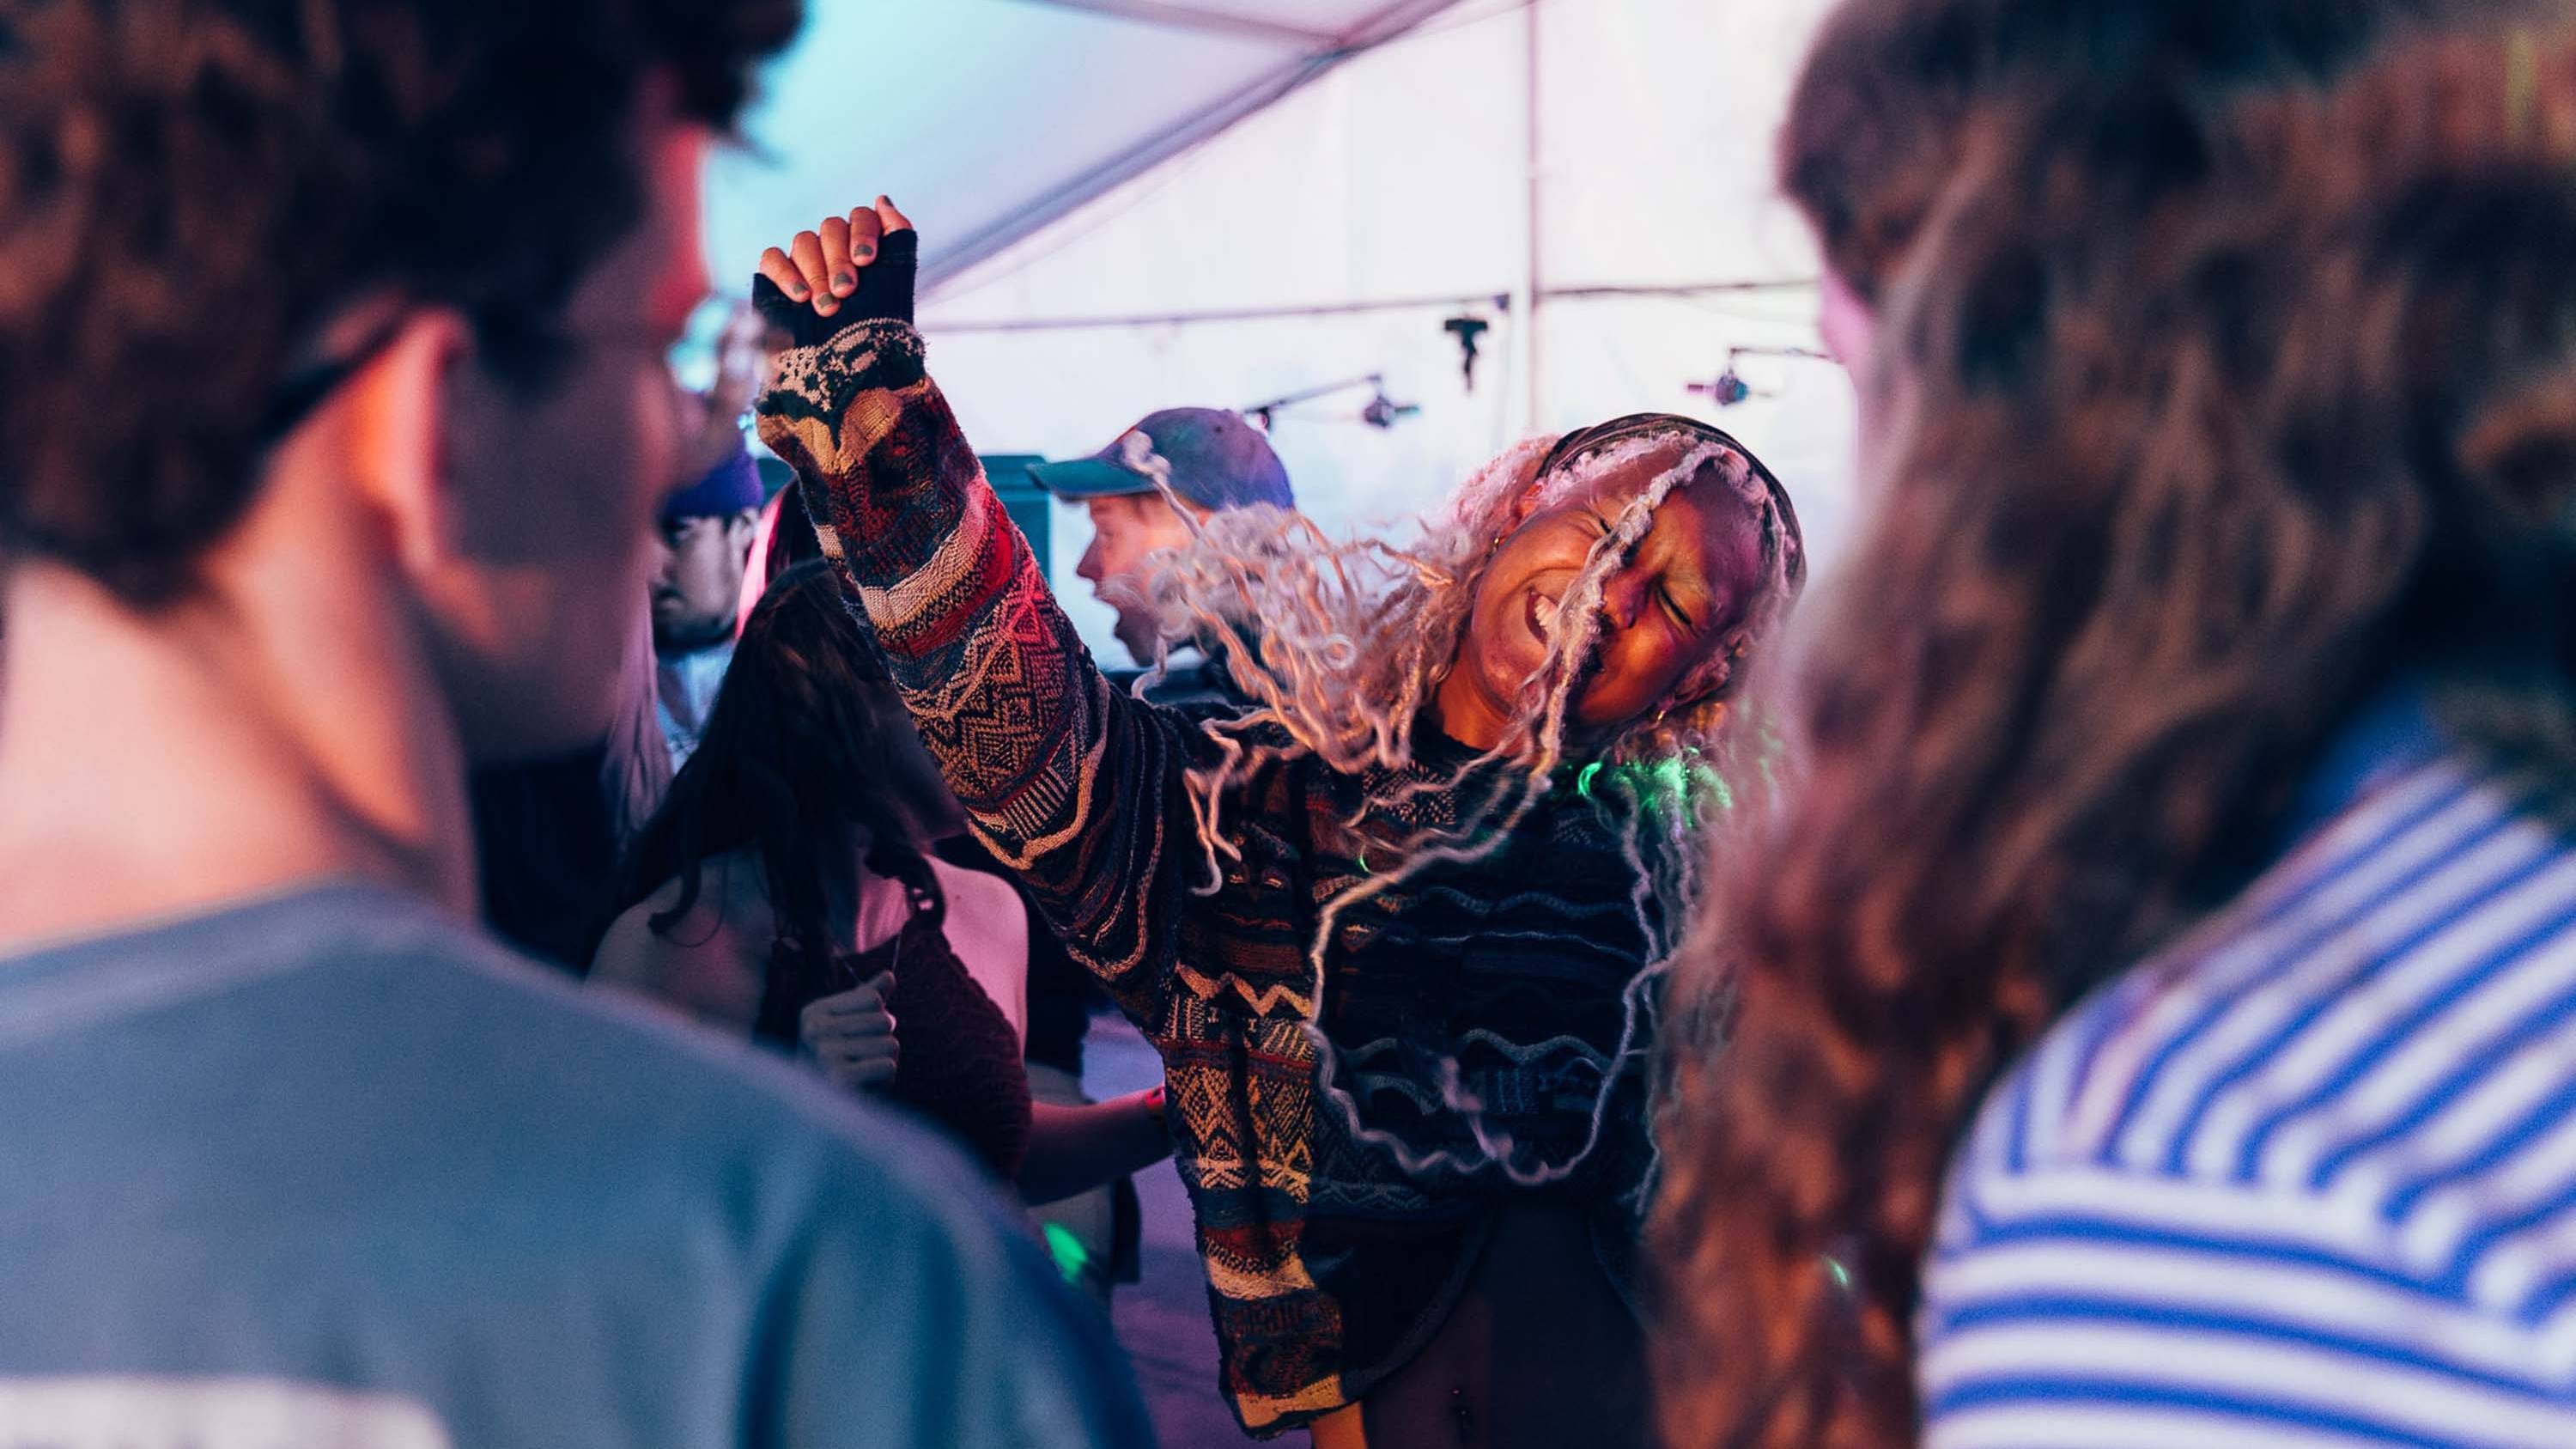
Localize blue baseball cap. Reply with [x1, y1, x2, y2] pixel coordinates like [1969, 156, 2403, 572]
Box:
[1027, 407, 1294, 512]
[659, 441, 764, 527]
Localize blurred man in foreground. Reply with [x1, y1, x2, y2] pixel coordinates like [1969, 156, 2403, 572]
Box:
[0, 3, 1147, 1443]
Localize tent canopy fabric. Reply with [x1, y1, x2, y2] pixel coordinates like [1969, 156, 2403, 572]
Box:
[708, 1, 1461, 289]
[707, 0, 1857, 665]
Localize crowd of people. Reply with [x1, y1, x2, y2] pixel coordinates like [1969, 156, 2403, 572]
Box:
[6, 0, 2576, 1446]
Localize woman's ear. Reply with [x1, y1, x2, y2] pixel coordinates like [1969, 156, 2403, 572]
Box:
[1494, 448, 1564, 540]
[1452, 433, 1566, 547]
[1674, 627, 1758, 710]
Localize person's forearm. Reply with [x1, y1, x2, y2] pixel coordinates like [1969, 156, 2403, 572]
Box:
[1018, 1090, 1173, 1207]
[753, 318, 989, 618]
[751, 265, 1195, 1029]
[753, 287, 1099, 865]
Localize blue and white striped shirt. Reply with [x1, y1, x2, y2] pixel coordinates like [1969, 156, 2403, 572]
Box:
[1922, 709, 2576, 1447]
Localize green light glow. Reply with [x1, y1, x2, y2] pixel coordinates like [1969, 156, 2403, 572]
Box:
[1042, 1222, 1093, 1285]
[1570, 753, 1737, 826]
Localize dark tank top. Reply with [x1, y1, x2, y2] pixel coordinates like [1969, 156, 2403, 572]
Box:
[756, 855, 1032, 1179]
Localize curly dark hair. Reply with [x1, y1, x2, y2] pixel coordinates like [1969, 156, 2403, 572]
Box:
[0, 0, 799, 602]
[619, 559, 962, 957]
[1655, 26, 2576, 1447]
[1778, 0, 2543, 303]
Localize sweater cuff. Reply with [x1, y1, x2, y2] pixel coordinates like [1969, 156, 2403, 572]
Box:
[756, 317, 928, 437]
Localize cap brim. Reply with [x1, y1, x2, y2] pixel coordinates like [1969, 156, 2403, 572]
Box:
[1027, 456, 1152, 499]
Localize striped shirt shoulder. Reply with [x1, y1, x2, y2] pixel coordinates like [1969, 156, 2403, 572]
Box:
[1923, 753, 2576, 1448]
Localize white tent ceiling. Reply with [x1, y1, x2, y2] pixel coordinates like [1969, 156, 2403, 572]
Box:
[707, 0, 1465, 288]
[704, 0, 1857, 663]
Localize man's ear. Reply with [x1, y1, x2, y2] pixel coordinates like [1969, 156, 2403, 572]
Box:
[339, 308, 471, 581]
[1140, 491, 1208, 545]
[726, 507, 762, 548]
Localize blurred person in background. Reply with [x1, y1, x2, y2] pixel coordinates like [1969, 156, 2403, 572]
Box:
[753, 203, 1803, 1447]
[1654, 18, 2576, 1449]
[755, 478, 1151, 1305]
[1027, 405, 1304, 1296]
[653, 441, 766, 770]
[0, 1, 1148, 1443]
[1031, 406, 1295, 709]
[647, 306, 770, 786]
[595, 560, 1176, 1202]
[471, 311, 768, 971]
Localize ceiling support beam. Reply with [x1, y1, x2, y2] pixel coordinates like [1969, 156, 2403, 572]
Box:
[1003, 0, 1346, 48]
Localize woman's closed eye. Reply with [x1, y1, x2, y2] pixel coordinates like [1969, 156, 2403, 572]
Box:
[1658, 583, 1696, 633]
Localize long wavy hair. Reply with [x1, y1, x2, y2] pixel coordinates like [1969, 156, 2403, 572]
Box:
[1778, 0, 2546, 304]
[1133, 414, 1806, 1182]
[1139, 416, 1804, 775]
[1653, 27, 2576, 1446]
[618, 559, 958, 953]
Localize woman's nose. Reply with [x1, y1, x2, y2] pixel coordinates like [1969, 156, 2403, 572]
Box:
[1601, 571, 1648, 630]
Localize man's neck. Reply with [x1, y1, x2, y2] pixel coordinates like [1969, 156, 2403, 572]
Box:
[0, 563, 475, 954]
[654, 626, 735, 663]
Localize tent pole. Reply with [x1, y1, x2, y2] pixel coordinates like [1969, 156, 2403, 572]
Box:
[916, 279, 1809, 335]
[1503, 0, 1541, 441]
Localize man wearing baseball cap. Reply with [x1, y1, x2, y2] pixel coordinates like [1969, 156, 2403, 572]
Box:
[1030, 407, 1294, 708]
[1025, 406, 1295, 1306]
[652, 441, 767, 769]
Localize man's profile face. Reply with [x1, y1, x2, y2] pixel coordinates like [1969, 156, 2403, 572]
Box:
[1075, 490, 1197, 665]
[652, 508, 758, 652]
[422, 109, 710, 762]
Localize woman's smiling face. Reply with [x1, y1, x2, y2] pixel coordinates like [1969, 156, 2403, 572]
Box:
[1448, 438, 1768, 743]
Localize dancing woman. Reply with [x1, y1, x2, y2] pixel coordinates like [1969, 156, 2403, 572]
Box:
[750, 201, 1801, 1446]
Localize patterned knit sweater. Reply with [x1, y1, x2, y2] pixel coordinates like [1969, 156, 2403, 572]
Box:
[757, 320, 1666, 1435]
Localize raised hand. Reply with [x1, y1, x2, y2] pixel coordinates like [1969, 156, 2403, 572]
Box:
[754, 197, 916, 345]
[798, 971, 899, 1092]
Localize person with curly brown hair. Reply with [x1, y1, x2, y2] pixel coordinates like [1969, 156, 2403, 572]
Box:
[1653, 19, 2576, 1449]
[0, 3, 1148, 1444]
[1775, 0, 2546, 386]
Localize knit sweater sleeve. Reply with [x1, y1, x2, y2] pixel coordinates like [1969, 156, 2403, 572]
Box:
[752, 302, 1202, 1034]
